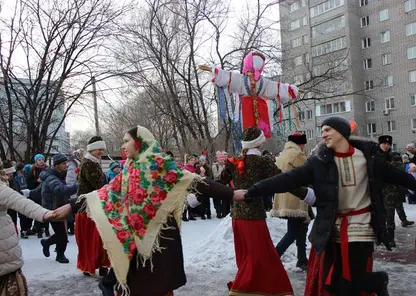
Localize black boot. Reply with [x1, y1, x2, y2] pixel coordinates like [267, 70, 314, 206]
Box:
[44, 228, 50, 237]
[361, 271, 389, 296]
[296, 259, 308, 272]
[99, 279, 115, 296]
[40, 239, 50, 257]
[387, 229, 396, 248]
[37, 232, 43, 239]
[99, 267, 109, 277]
[56, 254, 69, 264]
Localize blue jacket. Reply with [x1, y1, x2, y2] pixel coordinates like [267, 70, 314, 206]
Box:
[40, 169, 78, 210]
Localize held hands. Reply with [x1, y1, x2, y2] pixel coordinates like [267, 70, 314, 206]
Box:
[43, 204, 72, 221]
[232, 189, 247, 201]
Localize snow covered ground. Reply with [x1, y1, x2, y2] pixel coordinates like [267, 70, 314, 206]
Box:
[21, 204, 416, 296]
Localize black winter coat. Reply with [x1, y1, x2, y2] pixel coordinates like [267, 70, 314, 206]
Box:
[246, 137, 416, 253]
[40, 169, 78, 210]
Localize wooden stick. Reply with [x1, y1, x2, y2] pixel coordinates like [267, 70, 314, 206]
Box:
[199, 65, 211, 72]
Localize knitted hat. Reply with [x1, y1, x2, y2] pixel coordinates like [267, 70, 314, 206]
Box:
[378, 135, 393, 145]
[288, 132, 307, 145]
[109, 161, 121, 171]
[34, 154, 45, 162]
[87, 136, 106, 152]
[24, 164, 32, 175]
[402, 154, 409, 161]
[53, 153, 68, 166]
[321, 116, 351, 139]
[241, 126, 266, 149]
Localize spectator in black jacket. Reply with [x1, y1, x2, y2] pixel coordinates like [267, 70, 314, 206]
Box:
[39, 154, 78, 264]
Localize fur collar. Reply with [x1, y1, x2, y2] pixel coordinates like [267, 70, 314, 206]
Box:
[310, 136, 378, 162]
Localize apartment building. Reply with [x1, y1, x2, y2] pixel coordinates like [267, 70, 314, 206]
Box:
[279, 0, 416, 151]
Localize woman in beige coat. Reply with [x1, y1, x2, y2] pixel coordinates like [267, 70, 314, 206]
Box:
[0, 176, 56, 295]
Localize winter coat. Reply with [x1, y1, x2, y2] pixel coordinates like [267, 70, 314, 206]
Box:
[66, 157, 79, 199]
[271, 141, 310, 222]
[26, 165, 46, 190]
[12, 172, 28, 194]
[106, 169, 119, 183]
[77, 158, 106, 196]
[40, 169, 78, 210]
[0, 182, 48, 276]
[246, 137, 416, 253]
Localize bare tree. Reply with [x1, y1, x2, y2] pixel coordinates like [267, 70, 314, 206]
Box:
[0, 0, 126, 162]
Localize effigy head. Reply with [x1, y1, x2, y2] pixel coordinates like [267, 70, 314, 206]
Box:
[242, 51, 266, 81]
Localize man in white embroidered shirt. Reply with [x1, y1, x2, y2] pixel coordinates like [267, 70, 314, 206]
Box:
[241, 116, 416, 296]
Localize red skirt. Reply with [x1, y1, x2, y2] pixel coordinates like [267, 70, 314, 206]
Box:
[75, 212, 111, 274]
[228, 219, 293, 296]
[304, 247, 375, 296]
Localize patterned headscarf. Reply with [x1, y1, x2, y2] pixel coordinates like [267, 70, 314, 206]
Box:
[80, 126, 196, 292]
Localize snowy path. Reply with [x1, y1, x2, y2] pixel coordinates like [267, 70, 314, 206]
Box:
[21, 204, 416, 296]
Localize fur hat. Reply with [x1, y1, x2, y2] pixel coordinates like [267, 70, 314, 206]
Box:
[378, 135, 393, 145]
[321, 116, 351, 139]
[288, 132, 307, 145]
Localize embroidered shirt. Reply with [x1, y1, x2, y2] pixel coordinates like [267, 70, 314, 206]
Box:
[332, 147, 376, 242]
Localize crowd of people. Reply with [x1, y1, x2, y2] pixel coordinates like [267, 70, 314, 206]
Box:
[0, 117, 415, 296]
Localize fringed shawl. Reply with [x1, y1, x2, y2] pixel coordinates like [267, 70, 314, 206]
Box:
[78, 126, 196, 294]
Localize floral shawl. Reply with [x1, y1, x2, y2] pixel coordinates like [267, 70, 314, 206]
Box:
[79, 126, 196, 292]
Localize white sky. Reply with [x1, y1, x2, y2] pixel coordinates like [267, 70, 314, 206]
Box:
[1, 0, 280, 135]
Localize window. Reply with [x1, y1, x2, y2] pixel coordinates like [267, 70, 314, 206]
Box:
[405, 0, 416, 12]
[301, 0, 307, 7]
[291, 37, 302, 48]
[381, 53, 392, 65]
[366, 101, 375, 112]
[383, 75, 394, 87]
[392, 144, 397, 151]
[312, 36, 347, 57]
[290, 19, 301, 30]
[412, 118, 416, 130]
[310, 0, 345, 18]
[381, 31, 391, 43]
[311, 15, 345, 37]
[307, 130, 314, 139]
[380, 9, 389, 21]
[315, 100, 350, 116]
[385, 97, 395, 109]
[411, 94, 416, 106]
[290, 2, 300, 12]
[367, 123, 376, 135]
[299, 111, 305, 121]
[361, 16, 369, 27]
[294, 56, 303, 66]
[407, 47, 416, 59]
[387, 121, 396, 132]
[303, 34, 309, 44]
[406, 22, 416, 36]
[364, 80, 374, 90]
[410, 70, 416, 82]
[363, 59, 372, 70]
[360, 0, 368, 7]
[302, 16, 308, 26]
[307, 110, 313, 119]
[305, 53, 310, 63]
[361, 37, 371, 49]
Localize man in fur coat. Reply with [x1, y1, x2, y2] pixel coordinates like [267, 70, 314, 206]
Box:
[242, 116, 416, 296]
[272, 131, 312, 271]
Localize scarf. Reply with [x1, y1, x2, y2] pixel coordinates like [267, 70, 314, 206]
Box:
[84, 152, 102, 164]
[79, 126, 197, 294]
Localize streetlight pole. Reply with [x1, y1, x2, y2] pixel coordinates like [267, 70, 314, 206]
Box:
[92, 76, 100, 136]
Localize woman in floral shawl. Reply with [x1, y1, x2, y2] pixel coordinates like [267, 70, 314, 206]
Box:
[56, 125, 242, 296]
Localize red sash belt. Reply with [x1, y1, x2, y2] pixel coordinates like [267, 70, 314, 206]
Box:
[336, 206, 372, 281]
